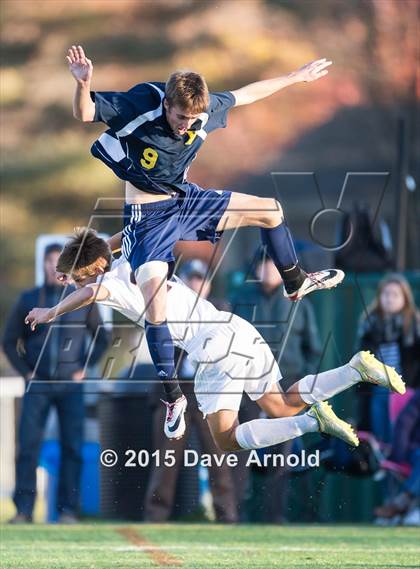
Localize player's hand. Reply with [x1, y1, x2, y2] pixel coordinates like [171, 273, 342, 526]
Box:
[25, 308, 53, 331]
[295, 58, 332, 83]
[66, 45, 93, 84]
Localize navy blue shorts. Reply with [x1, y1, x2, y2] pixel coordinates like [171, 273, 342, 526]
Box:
[122, 183, 232, 271]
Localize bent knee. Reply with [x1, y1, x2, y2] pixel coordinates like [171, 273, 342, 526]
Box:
[259, 198, 284, 228]
[213, 429, 239, 452]
[145, 301, 167, 324]
[136, 261, 168, 288]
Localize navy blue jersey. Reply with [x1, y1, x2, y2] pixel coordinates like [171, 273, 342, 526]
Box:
[90, 82, 236, 195]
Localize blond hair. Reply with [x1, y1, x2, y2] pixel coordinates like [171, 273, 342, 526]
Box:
[165, 70, 209, 113]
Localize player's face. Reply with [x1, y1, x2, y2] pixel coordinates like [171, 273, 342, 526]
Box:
[380, 282, 405, 314]
[164, 102, 200, 135]
[68, 269, 97, 289]
[71, 273, 88, 288]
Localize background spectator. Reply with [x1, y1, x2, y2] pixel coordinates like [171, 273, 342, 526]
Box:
[3, 244, 110, 523]
[374, 390, 420, 524]
[356, 274, 420, 443]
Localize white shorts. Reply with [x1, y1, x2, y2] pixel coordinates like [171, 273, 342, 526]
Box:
[188, 315, 282, 417]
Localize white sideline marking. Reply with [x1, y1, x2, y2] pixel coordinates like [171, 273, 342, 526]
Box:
[5, 544, 420, 553]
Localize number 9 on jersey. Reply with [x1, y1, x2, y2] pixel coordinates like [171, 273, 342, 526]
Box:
[140, 147, 158, 170]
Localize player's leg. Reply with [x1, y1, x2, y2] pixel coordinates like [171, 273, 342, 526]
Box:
[256, 352, 404, 419]
[229, 339, 406, 451]
[179, 185, 308, 296]
[206, 409, 242, 452]
[206, 404, 358, 451]
[289, 350, 406, 409]
[216, 192, 306, 295]
[198, 327, 320, 452]
[256, 365, 362, 418]
[204, 338, 405, 453]
[255, 381, 306, 418]
[200, 349, 364, 451]
[216, 191, 344, 300]
[138, 266, 180, 397]
[237, 379, 359, 450]
[205, 408, 318, 452]
[201, 359, 357, 452]
[122, 201, 187, 438]
[257, 354, 390, 417]
[137, 265, 187, 439]
[239, 351, 406, 450]
[215, 192, 284, 231]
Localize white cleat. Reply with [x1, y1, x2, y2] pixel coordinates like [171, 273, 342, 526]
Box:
[162, 395, 187, 440]
[284, 269, 345, 302]
[350, 351, 406, 395]
[308, 401, 359, 447]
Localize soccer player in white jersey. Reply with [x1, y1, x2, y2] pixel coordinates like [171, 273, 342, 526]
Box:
[26, 229, 405, 448]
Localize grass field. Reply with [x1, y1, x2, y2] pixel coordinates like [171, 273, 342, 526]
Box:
[1, 524, 419, 568]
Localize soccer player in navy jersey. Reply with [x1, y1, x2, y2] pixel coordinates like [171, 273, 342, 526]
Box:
[66, 45, 343, 437]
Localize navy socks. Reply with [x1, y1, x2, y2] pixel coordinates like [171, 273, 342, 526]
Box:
[260, 222, 306, 294]
[145, 320, 183, 403]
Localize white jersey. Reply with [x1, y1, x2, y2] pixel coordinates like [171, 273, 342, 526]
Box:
[97, 257, 238, 355]
[97, 257, 282, 416]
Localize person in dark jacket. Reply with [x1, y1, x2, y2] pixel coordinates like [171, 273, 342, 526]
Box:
[374, 390, 420, 522]
[3, 243, 110, 523]
[356, 274, 420, 442]
[229, 249, 322, 523]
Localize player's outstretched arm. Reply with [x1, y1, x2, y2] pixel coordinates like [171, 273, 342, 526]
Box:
[25, 286, 98, 331]
[66, 44, 96, 122]
[231, 58, 332, 107]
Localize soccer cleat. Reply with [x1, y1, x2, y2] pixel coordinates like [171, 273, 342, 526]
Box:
[162, 395, 188, 440]
[308, 401, 359, 447]
[349, 351, 406, 394]
[284, 269, 345, 301]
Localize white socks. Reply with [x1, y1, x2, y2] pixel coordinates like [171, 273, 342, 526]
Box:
[297, 364, 360, 406]
[235, 413, 318, 451]
[234, 363, 361, 451]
